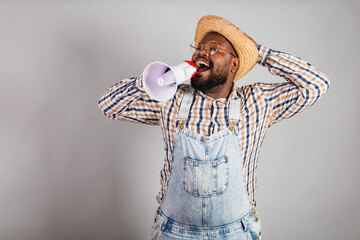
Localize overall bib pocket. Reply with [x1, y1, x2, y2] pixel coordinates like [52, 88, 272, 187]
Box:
[183, 155, 229, 197]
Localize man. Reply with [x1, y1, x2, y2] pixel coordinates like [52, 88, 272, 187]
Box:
[99, 15, 329, 240]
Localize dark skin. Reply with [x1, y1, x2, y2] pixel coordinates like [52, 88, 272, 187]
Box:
[191, 32, 240, 99]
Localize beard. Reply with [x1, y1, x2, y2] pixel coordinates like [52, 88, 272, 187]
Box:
[190, 68, 228, 92]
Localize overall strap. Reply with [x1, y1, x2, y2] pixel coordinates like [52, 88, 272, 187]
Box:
[228, 98, 241, 131]
[176, 86, 241, 130]
[176, 86, 194, 128]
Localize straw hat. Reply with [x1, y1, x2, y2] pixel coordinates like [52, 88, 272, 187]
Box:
[194, 15, 259, 81]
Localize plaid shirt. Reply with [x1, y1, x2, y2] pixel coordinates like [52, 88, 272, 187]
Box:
[99, 46, 330, 205]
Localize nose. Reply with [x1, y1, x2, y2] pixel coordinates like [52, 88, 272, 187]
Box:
[196, 48, 209, 57]
[192, 48, 209, 61]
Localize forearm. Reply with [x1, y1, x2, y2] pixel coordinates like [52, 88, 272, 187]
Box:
[258, 45, 330, 100]
[98, 75, 161, 125]
[257, 45, 330, 122]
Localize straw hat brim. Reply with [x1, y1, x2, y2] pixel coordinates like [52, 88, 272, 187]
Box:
[194, 15, 259, 81]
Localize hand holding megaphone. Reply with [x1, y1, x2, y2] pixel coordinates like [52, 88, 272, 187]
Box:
[143, 61, 197, 101]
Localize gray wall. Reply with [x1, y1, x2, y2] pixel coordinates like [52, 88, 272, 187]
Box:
[0, 1, 359, 239]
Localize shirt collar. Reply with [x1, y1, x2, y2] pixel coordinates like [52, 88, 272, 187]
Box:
[195, 84, 240, 103]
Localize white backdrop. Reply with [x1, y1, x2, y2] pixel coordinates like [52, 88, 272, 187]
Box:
[0, 1, 359, 239]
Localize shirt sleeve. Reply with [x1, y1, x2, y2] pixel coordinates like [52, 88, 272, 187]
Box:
[256, 45, 330, 126]
[98, 75, 161, 125]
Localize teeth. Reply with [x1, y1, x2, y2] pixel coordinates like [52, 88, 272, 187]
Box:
[196, 60, 209, 68]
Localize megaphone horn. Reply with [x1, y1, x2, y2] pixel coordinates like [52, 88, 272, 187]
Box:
[143, 61, 197, 101]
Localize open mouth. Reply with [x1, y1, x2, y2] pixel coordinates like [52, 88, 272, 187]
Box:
[195, 58, 211, 73]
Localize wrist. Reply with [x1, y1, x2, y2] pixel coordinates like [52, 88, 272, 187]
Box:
[257, 45, 271, 66]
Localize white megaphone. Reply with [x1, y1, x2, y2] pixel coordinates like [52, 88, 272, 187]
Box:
[143, 61, 197, 101]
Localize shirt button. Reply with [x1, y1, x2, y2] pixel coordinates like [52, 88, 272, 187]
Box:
[252, 210, 257, 215]
[259, 231, 261, 236]
[156, 209, 160, 215]
[255, 217, 259, 222]
[154, 218, 157, 223]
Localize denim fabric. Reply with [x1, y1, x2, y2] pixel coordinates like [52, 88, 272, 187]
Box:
[151, 87, 262, 239]
[151, 208, 262, 240]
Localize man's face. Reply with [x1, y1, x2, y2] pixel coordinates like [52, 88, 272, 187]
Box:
[191, 32, 237, 92]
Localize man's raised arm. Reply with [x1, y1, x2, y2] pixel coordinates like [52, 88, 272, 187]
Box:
[99, 75, 161, 125]
[255, 45, 330, 125]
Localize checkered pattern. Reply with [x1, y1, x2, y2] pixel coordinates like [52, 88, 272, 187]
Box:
[99, 46, 330, 205]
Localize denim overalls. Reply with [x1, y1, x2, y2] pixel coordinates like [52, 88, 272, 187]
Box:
[151, 87, 262, 240]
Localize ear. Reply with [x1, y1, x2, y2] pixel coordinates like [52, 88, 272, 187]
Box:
[231, 57, 240, 73]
